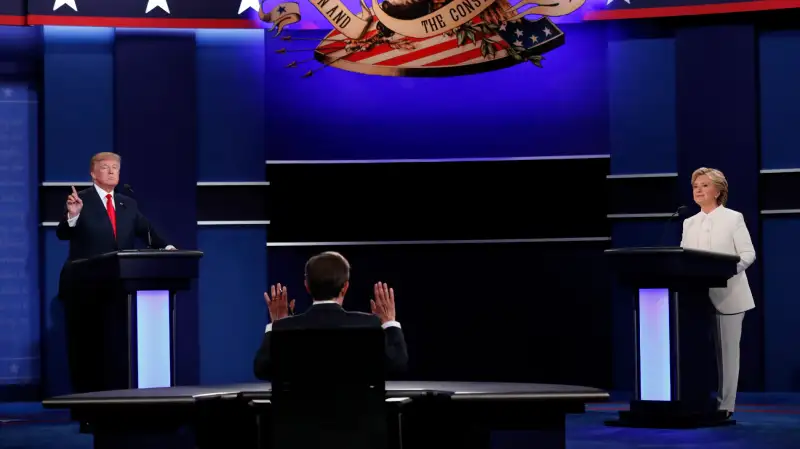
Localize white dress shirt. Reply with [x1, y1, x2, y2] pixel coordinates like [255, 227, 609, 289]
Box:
[264, 300, 402, 333]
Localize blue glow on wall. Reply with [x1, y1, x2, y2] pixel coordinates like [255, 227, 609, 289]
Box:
[0, 83, 40, 386]
[637, 288, 672, 401]
[264, 24, 609, 160]
[136, 290, 172, 388]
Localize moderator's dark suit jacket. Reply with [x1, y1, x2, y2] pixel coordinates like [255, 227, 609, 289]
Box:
[56, 186, 167, 298]
[253, 303, 408, 380]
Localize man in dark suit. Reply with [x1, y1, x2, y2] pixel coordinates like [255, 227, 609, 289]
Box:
[253, 251, 408, 380]
[57, 152, 176, 400]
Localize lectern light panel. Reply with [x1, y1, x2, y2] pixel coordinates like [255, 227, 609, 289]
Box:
[638, 288, 671, 401]
[136, 290, 171, 388]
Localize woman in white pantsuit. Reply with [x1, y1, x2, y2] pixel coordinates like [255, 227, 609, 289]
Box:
[680, 167, 756, 418]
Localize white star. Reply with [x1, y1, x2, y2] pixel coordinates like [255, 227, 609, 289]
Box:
[513, 40, 523, 47]
[514, 28, 523, 38]
[53, 0, 78, 11]
[543, 27, 552, 36]
[499, 22, 507, 31]
[145, 0, 170, 14]
[530, 35, 538, 43]
[238, 0, 261, 14]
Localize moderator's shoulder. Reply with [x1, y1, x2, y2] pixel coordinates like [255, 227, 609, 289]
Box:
[345, 310, 381, 323]
[272, 314, 303, 330]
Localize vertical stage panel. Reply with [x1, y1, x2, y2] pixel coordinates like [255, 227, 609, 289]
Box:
[42, 26, 114, 181]
[0, 79, 40, 399]
[195, 29, 265, 182]
[675, 24, 762, 391]
[113, 29, 198, 385]
[195, 29, 267, 384]
[637, 288, 671, 401]
[42, 25, 115, 396]
[135, 290, 171, 388]
[608, 36, 677, 175]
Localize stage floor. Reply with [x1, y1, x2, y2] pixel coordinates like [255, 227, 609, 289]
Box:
[2, 393, 800, 449]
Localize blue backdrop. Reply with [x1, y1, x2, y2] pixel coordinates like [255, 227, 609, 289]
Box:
[0, 8, 798, 400]
[37, 26, 268, 396]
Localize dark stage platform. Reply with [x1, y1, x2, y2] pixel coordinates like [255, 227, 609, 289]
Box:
[43, 381, 609, 449]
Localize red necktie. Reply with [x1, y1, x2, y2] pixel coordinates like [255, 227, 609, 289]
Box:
[106, 193, 117, 238]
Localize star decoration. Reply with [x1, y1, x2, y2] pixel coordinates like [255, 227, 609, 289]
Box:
[278, 5, 286, 14]
[146, 0, 170, 14]
[238, 0, 261, 14]
[543, 27, 551, 36]
[53, 0, 78, 11]
[514, 28, 523, 38]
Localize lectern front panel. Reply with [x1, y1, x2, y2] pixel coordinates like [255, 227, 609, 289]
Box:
[135, 290, 172, 388]
[637, 288, 671, 401]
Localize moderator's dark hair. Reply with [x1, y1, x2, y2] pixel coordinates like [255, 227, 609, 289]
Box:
[304, 251, 350, 301]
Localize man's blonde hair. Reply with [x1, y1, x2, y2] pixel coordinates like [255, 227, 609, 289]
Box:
[691, 167, 728, 206]
[90, 152, 121, 171]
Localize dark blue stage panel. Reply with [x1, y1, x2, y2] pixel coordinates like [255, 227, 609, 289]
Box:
[586, 0, 800, 20]
[763, 218, 800, 391]
[195, 29, 265, 181]
[197, 227, 267, 384]
[0, 0, 25, 25]
[28, 0, 260, 28]
[760, 30, 800, 170]
[42, 26, 114, 181]
[607, 37, 676, 175]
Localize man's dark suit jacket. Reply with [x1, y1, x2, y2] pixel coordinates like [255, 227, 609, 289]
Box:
[253, 303, 408, 380]
[56, 186, 167, 297]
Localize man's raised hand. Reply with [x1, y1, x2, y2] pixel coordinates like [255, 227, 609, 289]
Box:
[264, 283, 295, 321]
[370, 282, 396, 324]
[66, 185, 83, 218]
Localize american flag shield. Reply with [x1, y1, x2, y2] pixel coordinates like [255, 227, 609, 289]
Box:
[309, 15, 564, 77]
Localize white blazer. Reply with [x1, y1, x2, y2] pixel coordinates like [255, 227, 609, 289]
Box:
[680, 206, 756, 315]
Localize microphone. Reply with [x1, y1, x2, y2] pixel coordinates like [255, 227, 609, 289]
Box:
[123, 184, 152, 249]
[659, 205, 688, 246]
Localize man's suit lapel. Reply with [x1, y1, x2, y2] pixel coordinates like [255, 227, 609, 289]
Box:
[114, 195, 132, 241]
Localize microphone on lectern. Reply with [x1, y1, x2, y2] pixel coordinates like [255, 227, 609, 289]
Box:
[659, 205, 688, 246]
[123, 184, 152, 249]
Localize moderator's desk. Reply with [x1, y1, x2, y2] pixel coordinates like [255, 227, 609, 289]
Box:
[43, 381, 609, 449]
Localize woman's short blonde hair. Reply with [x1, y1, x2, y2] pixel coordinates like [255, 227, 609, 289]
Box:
[691, 167, 728, 206]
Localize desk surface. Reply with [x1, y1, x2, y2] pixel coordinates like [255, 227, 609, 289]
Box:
[43, 381, 609, 408]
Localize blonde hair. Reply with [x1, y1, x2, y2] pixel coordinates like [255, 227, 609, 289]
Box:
[90, 152, 121, 171]
[691, 167, 728, 206]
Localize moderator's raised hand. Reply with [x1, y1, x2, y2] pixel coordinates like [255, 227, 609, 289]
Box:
[264, 283, 295, 321]
[370, 282, 396, 324]
[66, 185, 83, 218]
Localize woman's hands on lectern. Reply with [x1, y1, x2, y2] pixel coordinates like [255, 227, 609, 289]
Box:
[264, 283, 295, 321]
